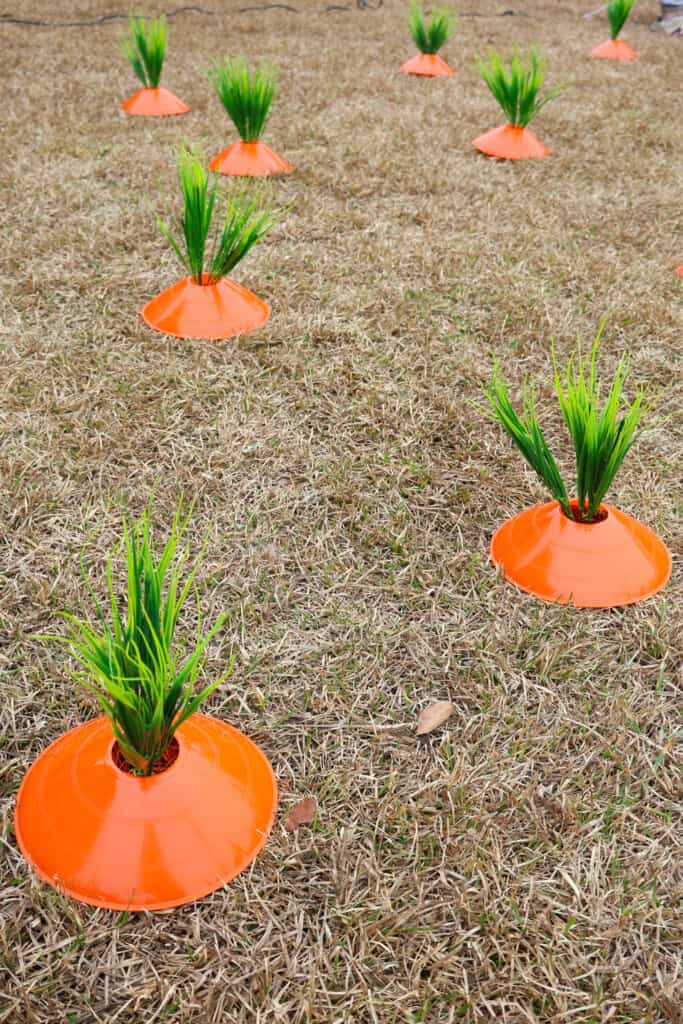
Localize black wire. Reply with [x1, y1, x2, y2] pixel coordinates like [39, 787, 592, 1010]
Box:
[0, 2, 367, 26]
[0, 4, 537, 29]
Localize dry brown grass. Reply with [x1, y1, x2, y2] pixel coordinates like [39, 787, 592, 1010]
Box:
[0, 1, 681, 1021]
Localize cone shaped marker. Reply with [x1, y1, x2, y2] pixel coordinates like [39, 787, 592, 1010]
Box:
[590, 38, 637, 60]
[142, 275, 270, 341]
[15, 714, 278, 911]
[400, 53, 453, 77]
[491, 500, 671, 608]
[209, 140, 293, 177]
[473, 124, 548, 160]
[120, 86, 190, 116]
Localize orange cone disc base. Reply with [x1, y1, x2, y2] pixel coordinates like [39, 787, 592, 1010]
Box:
[491, 500, 671, 608]
[14, 714, 278, 911]
[142, 275, 270, 340]
[590, 38, 637, 60]
[399, 53, 453, 77]
[120, 87, 190, 116]
[209, 141, 293, 176]
[472, 124, 549, 160]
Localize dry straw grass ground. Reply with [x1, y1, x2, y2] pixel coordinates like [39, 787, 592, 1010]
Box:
[0, 0, 681, 1021]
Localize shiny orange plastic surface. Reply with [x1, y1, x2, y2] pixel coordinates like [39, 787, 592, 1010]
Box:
[399, 53, 453, 77]
[590, 38, 637, 60]
[14, 714, 278, 910]
[120, 87, 190, 116]
[491, 500, 671, 608]
[472, 124, 549, 160]
[142, 275, 270, 340]
[209, 141, 293, 176]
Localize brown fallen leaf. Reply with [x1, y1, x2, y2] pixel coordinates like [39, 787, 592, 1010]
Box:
[284, 797, 316, 832]
[416, 701, 454, 736]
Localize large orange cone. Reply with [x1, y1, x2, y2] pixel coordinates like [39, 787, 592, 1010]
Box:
[120, 86, 190, 116]
[142, 275, 270, 340]
[400, 53, 453, 77]
[472, 124, 549, 160]
[590, 38, 637, 60]
[14, 714, 278, 911]
[491, 500, 671, 608]
[209, 141, 293, 177]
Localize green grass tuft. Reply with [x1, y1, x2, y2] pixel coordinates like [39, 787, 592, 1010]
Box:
[484, 325, 656, 523]
[120, 13, 167, 89]
[607, 0, 636, 39]
[484, 363, 570, 517]
[209, 57, 276, 142]
[43, 499, 233, 776]
[156, 146, 282, 285]
[478, 48, 563, 128]
[408, 2, 454, 55]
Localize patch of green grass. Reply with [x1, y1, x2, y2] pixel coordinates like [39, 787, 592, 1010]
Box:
[157, 146, 282, 285]
[607, 0, 636, 39]
[483, 325, 655, 522]
[408, 2, 454, 55]
[478, 48, 562, 127]
[42, 498, 233, 775]
[209, 57, 276, 142]
[120, 13, 166, 88]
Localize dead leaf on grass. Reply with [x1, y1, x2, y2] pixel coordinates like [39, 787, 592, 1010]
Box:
[416, 701, 454, 736]
[284, 797, 316, 832]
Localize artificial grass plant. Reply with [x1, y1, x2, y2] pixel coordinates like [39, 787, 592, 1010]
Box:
[157, 146, 281, 285]
[209, 57, 276, 142]
[607, 0, 636, 39]
[484, 326, 655, 524]
[46, 500, 233, 776]
[121, 13, 167, 89]
[478, 48, 562, 128]
[408, 2, 454, 55]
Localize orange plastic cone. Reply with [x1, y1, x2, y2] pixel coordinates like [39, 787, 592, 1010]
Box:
[400, 53, 453, 77]
[209, 141, 293, 177]
[590, 38, 637, 60]
[472, 124, 549, 160]
[491, 500, 671, 608]
[14, 714, 278, 910]
[676, 266, 683, 277]
[120, 86, 190, 116]
[142, 275, 270, 340]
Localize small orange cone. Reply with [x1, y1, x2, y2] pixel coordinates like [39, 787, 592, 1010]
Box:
[472, 124, 549, 161]
[209, 141, 293, 177]
[491, 500, 671, 608]
[142, 275, 270, 340]
[120, 86, 190, 116]
[400, 53, 453, 77]
[676, 266, 683, 277]
[590, 38, 637, 60]
[15, 714, 278, 910]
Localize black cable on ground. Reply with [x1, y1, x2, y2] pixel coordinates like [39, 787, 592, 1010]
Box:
[0, 2, 370, 27]
[0, 3, 537, 28]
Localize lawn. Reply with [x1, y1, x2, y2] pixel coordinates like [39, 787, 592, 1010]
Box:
[0, 1, 681, 1022]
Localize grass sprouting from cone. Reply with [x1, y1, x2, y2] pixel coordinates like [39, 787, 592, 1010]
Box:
[156, 146, 282, 285]
[553, 332, 654, 523]
[408, 2, 454, 55]
[209, 57, 276, 142]
[478, 48, 563, 128]
[120, 13, 167, 88]
[607, 0, 636, 39]
[485, 365, 570, 517]
[484, 324, 656, 524]
[42, 500, 234, 776]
